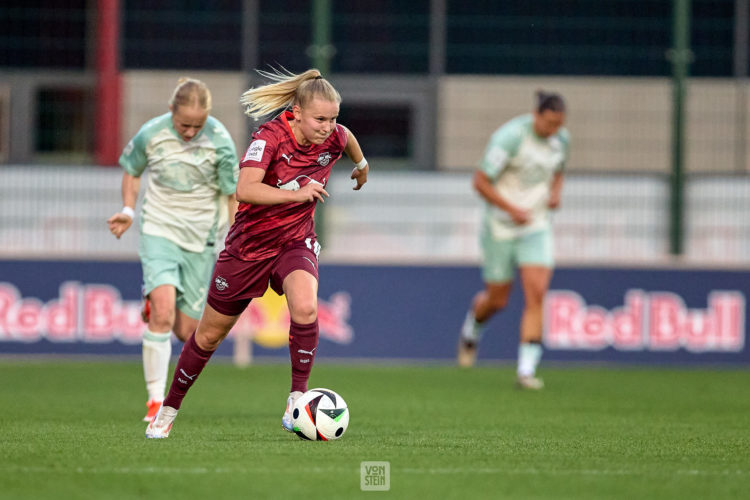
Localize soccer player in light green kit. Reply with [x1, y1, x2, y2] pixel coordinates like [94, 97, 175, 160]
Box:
[458, 91, 569, 390]
[107, 78, 239, 420]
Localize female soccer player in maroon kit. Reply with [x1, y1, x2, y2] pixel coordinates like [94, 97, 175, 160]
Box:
[146, 68, 369, 438]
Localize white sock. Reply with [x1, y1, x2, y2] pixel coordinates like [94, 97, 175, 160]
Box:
[460, 310, 485, 343]
[142, 330, 172, 402]
[517, 342, 543, 377]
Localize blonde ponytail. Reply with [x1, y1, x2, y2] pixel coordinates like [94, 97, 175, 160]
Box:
[240, 68, 341, 120]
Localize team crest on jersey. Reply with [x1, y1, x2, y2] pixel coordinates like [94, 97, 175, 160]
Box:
[215, 276, 229, 291]
[317, 152, 332, 166]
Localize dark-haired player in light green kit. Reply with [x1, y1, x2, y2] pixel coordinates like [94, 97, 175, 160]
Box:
[459, 90, 569, 390]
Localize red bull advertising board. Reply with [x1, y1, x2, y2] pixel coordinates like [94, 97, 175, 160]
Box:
[0, 260, 747, 364]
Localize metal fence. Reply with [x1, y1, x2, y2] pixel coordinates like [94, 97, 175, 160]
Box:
[1, 1, 749, 265]
[1, 167, 749, 265]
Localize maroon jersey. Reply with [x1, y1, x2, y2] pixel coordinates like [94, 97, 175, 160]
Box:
[225, 111, 348, 261]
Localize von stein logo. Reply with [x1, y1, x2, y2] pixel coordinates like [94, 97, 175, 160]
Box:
[360, 461, 390, 491]
[545, 289, 745, 352]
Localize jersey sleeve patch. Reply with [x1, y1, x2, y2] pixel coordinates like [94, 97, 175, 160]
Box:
[480, 145, 509, 179]
[243, 139, 266, 163]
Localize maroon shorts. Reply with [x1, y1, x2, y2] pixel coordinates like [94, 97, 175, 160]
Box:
[206, 240, 319, 316]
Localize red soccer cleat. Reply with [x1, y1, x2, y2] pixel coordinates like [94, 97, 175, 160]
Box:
[140, 297, 151, 323]
[143, 399, 162, 422]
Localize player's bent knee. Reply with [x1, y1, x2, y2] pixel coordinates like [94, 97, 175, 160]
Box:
[149, 317, 174, 334]
[289, 304, 317, 325]
[488, 297, 509, 312]
[194, 328, 229, 351]
[525, 291, 546, 308]
[195, 335, 220, 352]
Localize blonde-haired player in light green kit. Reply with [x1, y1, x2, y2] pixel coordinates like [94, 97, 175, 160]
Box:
[107, 78, 239, 420]
[459, 90, 569, 390]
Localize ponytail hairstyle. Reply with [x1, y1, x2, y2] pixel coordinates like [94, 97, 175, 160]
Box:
[240, 67, 341, 120]
[535, 90, 566, 114]
[169, 78, 212, 112]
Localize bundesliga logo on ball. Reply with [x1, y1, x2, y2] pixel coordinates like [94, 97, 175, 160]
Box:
[292, 388, 349, 441]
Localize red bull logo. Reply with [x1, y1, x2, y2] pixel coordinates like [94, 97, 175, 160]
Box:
[0, 282, 143, 344]
[545, 289, 745, 352]
[230, 286, 353, 348]
[0, 281, 354, 347]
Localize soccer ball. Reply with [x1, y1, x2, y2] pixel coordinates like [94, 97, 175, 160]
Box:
[292, 388, 349, 441]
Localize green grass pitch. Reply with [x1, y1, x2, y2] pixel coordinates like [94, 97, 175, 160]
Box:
[1, 360, 749, 499]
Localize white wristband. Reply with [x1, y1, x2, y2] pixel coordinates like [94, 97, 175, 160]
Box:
[354, 157, 368, 170]
[121, 206, 135, 219]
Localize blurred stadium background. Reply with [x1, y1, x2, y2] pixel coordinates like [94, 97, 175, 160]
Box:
[3, 5, 750, 497]
[0, 0, 749, 363]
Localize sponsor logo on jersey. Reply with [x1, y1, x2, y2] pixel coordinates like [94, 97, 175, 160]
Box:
[277, 176, 325, 192]
[317, 152, 332, 166]
[243, 139, 266, 162]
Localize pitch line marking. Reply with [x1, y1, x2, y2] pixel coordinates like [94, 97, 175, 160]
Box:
[1, 465, 747, 477]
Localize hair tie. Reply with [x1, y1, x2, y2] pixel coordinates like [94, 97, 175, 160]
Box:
[314, 75, 323, 80]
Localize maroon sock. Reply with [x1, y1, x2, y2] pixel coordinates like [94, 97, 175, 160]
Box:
[289, 319, 319, 393]
[163, 332, 215, 410]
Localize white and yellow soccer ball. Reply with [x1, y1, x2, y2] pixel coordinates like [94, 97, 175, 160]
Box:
[292, 388, 349, 441]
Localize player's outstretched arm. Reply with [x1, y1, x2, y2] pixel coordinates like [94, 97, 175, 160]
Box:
[107, 172, 140, 239]
[343, 126, 368, 191]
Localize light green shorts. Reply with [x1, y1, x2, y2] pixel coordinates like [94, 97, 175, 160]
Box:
[138, 234, 217, 320]
[480, 226, 554, 283]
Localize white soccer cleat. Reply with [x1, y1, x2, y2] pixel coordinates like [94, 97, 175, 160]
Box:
[516, 375, 545, 390]
[281, 391, 303, 432]
[145, 405, 178, 439]
[458, 311, 481, 367]
[457, 338, 478, 368]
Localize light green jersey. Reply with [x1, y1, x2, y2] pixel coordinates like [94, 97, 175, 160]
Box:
[479, 113, 569, 239]
[120, 113, 239, 253]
